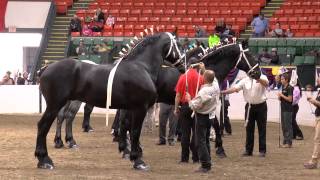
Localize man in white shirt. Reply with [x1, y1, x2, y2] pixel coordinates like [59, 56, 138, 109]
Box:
[186, 70, 220, 173]
[222, 73, 269, 157]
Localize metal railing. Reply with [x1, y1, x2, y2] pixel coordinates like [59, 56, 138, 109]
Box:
[29, 1, 56, 84]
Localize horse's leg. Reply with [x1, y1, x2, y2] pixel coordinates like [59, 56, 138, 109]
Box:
[212, 117, 227, 158]
[118, 110, 132, 159]
[112, 109, 121, 142]
[35, 107, 61, 169]
[54, 102, 70, 148]
[130, 108, 149, 170]
[82, 104, 94, 132]
[65, 100, 82, 148]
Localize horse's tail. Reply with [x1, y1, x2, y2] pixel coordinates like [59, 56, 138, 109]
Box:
[37, 65, 48, 77]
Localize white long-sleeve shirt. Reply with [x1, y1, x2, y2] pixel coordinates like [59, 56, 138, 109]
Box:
[189, 82, 220, 116]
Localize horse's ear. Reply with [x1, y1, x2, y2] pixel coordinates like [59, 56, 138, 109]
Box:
[241, 39, 249, 49]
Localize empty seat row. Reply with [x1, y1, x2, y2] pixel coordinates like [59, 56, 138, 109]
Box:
[274, 9, 320, 17]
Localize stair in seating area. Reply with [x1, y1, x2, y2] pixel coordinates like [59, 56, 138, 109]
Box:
[239, 0, 284, 41]
[41, 0, 94, 65]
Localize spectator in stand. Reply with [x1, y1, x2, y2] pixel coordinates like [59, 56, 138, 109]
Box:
[285, 28, 294, 38]
[76, 40, 89, 55]
[270, 22, 284, 37]
[258, 48, 272, 64]
[194, 25, 207, 38]
[251, 13, 269, 37]
[0, 71, 15, 85]
[16, 73, 25, 85]
[69, 15, 82, 34]
[270, 48, 280, 65]
[221, 24, 236, 43]
[215, 19, 226, 35]
[95, 8, 105, 23]
[90, 15, 104, 32]
[82, 24, 93, 36]
[182, 38, 192, 50]
[106, 14, 115, 29]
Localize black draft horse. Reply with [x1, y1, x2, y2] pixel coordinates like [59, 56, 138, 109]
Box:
[35, 32, 182, 170]
[118, 42, 262, 161]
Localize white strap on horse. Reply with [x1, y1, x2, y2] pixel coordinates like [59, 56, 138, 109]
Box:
[105, 58, 123, 127]
[191, 68, 202, 118]
[235, 44, 258, 74]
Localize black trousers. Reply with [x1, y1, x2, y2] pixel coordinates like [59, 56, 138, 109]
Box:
[220, 98, 232, 134]
[245, 102, 267, 154]
[195, 113, 211, 169]
[292, 104, 304, 138]
[179, 103, 198, 162]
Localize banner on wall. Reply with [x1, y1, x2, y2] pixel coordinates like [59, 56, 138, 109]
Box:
[0, 0, 8, 32]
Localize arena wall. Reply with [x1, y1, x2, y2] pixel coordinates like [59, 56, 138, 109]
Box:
[0, 85, 315, 127]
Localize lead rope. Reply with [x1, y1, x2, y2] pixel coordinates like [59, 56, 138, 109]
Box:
[244, 78, 254, 127]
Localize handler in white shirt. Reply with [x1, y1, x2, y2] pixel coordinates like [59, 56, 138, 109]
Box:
[185, 70, 220, 173]
[222, 74, 269, 157]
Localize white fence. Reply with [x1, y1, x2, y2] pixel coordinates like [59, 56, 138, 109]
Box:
[0, 85, 316, 126]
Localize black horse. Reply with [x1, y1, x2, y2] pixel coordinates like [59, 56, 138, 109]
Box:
[117, 42, 262, 161]
[35, 32, 182, 170]
[54, 101, 94, 149]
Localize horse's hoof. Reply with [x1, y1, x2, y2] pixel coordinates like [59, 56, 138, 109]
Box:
[67, 141, 78, 149]
[216, 151, 227, 158]
[54, 142, 64, 149]
[37, 163, 54, 170]
[83, 126, 94, 133]
[133, 163, 149, 171]
[122, 153, 130, 160]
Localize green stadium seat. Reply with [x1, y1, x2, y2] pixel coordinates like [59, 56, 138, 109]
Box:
[72, 38, 82, 46]
[295, 40, 306, 55]
[258, 47, 266, 54]
[277, 47, 287, 55]
[267, 39, 277, 47]
[286, 39, 296, 47]
[314, 39, 320, 48]
[248, 39, 258, 54]
[287, 47, 296, 56]
[305, 39, 315, 53]
[304, 56, 315, 65]
[293, 56, 304, 66]
[93, 38, 105, 45]
[83, 38, 94, 46]
[79, 55, 90, 60]
[90, 55, 102, 64]
[257, 39, 267, 48]
[276, 39, 286, 47]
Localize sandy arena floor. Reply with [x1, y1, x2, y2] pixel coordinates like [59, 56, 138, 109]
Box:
[0, 114, 319, 180]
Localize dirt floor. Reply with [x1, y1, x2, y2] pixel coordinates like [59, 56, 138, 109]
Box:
[0, 114, 319, 180]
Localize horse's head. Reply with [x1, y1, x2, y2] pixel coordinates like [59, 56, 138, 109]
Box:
[160, 32, 183, 68]
[199, 43, 261, 83]
[234, 43, 261, 80]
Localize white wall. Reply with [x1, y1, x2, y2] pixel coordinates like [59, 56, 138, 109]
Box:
[0, 85, 316, 126]
[5, 1, 50, 28]
[0, 33, 42, 77]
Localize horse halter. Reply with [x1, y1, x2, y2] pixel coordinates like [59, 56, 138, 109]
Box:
[164, 32, 182, 66]
[235, 44, 259, 76]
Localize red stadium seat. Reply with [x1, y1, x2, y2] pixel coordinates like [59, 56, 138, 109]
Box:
[134, 24, 145, 32]
[142, 9, 152, 16]
[182, 17, 192, 25]
[164, 9, 175, 16]
[176, 9, 186, 17]
[187, 9, 197, 16]
[139, 17, 149, 24]
[127, 17, 138, 25]
[103, 25, 113, 32]
[113, 31, 123, 37]
[186, 25, 195, 33]
[198, 10, 208, 18]
[124, 31, 134, 37]
[71, 32, 80, 37]
[153, 9, 164, 16]
[149, 17, 160, 24]
[119, 9, 130, 17]
[114, 24, 124, 32]
[160, 17, 171, 24]
[131, 9, 141, 17]
[55, 2, 68, 15]
[92, 32, 101, 37]
[171, 17, 182, 25]
[193, 18, 203, 25]
[305, 32, 314, 37]
[203, 18, 214, 26]
[166, 25, 176, 32]
[103, 31, 113, 37]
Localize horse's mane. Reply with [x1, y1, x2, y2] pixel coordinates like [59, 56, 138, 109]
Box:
[116, 29, 164, 61]
[200, 43, 238, 62]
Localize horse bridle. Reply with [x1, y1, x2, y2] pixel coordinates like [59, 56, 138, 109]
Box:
[172, 45, 207, 67]
[235, 44, 259, 76]
[164, 32, 183, 66]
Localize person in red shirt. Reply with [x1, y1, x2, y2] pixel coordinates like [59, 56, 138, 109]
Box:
[174, 58, 205, 163]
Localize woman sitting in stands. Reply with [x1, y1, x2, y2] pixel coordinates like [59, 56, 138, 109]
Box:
[0, 71, 15, 85]
[270, 22, 284, 37]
